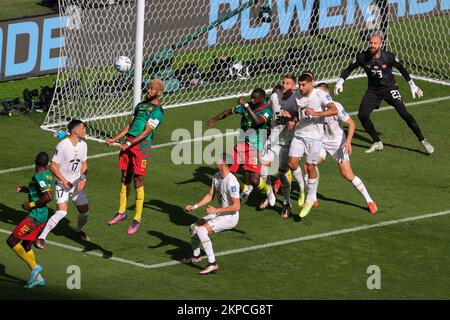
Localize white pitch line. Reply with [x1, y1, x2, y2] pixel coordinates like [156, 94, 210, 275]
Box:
[1, 95, 449, 176]
[0, 209, 448, 270]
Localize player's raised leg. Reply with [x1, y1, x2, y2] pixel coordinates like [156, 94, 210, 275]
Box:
[338, 161, 377, 214]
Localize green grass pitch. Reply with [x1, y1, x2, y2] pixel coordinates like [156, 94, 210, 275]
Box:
[0, 76, 449, 299]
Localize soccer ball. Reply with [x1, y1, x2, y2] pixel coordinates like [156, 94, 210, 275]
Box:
[115, 56, 132, 73]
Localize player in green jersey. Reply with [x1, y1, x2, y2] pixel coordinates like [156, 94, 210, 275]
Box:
[7, 152, 53, 288]
[208, 88, 276, 207]
[106, 79, 165, 235]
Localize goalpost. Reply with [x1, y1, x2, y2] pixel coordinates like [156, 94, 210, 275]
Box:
[42, 0, 450, 142]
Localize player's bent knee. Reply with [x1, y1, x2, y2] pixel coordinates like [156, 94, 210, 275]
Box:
[57, 203, 68, 211]
[288, 161, 298, 171]
[339, 164, 354, 181]
[77, 204, 89, 214]
[22, 240, 32, 251]
[201, 223, 214, 235]
[358, 111, 369, 121]
[6, 235, 18, 248]
[189, 223, 198, 237]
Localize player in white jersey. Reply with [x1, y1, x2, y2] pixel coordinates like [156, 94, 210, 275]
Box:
[182, 154, 240, 275]
[284, 73, 338, 219]
[36, 120, 90, 249]
[260, 74, 299, 217]
[313, 83, 377, 214]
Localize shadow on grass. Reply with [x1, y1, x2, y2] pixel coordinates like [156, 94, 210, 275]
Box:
[316, 193, 368, 212]
[0, 203, 113, 259]
[0, 264, 23, 286]
[175, 166, 216, 187]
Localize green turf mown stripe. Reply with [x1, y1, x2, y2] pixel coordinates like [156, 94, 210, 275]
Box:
[0, 209, 448, 270]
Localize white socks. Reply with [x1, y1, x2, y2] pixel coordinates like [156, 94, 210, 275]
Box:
[352, 176, 373, 203]
[306, 178, 319, 204]
[292, 167, 305, 194]
[76, 212, 89, 232]
[190, 224, 201, 257]
[197, 226, 215, 264]
[39, 210, 67, 240]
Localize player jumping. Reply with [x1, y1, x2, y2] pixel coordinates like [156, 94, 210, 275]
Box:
[106, 79, 165, 235]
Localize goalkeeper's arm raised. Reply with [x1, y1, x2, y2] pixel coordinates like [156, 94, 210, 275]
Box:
[333, 56, 361, 95]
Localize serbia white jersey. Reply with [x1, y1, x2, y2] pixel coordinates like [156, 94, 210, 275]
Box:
[269, 90, 298, 146]
[294, 88, 334, 140]
[212, 172, 240, 215]
[323, 102, 351, 142]
[52, 138, 88, 183]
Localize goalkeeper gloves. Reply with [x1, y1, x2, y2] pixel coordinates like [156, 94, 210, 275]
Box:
[408, 80, 423, 99]
[333, 78, 344, 95]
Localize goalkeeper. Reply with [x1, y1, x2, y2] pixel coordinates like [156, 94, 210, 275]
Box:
[333, 33, 434, 155]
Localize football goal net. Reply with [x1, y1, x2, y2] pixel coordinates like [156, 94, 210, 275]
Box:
[42, 0, 450, 142]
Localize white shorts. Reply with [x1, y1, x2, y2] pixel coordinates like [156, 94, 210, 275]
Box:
[289, 136, 322, 164]
[204, 213, 239, 233]
[320, 136, 350, 163]
[261, 141, 290, 173]
[55, 179, 88, 206]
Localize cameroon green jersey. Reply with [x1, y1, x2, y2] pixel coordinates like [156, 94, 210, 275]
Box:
[232, 103, 272, 151]
[27, 170, 53, 224]
[127, 101, 164, 143]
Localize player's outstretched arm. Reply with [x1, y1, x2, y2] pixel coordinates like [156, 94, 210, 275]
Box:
[22, 190, 53, 212]
[106, 116, 134, 145]
[306, 102, 338, 118]
[243, 103, 266, 126]
[120, 124, 154, 151]
[16, 186, 29, 193]
[185, 186, 215, 212]
[334, 58, 360, 95]
[208, 108, 234, 127]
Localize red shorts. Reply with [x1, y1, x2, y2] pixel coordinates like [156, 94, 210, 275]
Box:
[229, 142, 261, 174]
[13, 217, 45, 241]
[119, 137, 152, 175]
